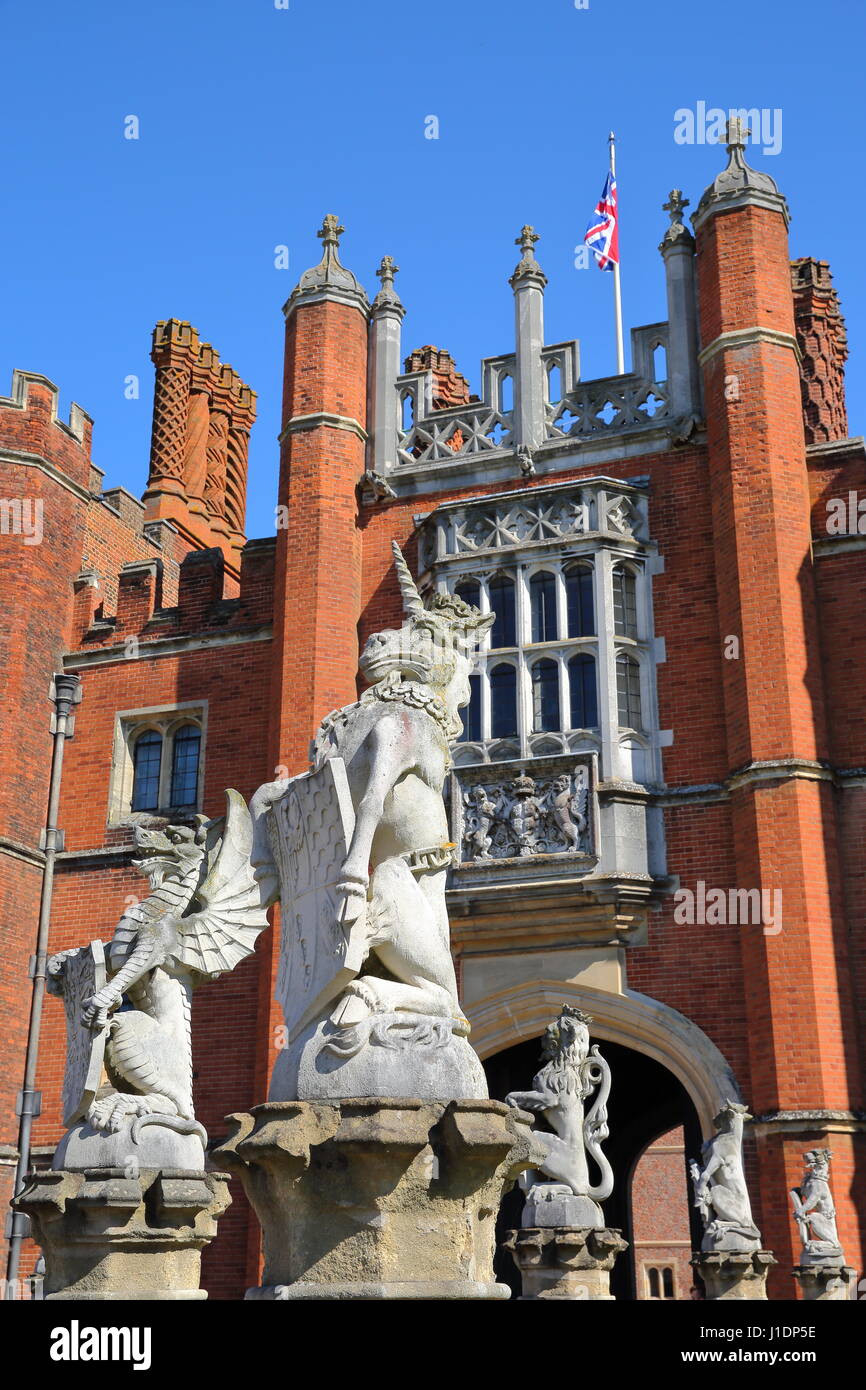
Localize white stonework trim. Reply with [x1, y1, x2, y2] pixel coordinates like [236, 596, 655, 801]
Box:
[108, 700, 208, 825]
[63, 626, 272, 670]
[279, 412, 367, 443]
[0, 835, 45, 867]
[814, 534, 866, 558]
[806, 436, 865, 461]
[0, 368, 92, 442]
[466, 977, 740, 1136]
[0, 448, 91, 501]
[697, 326, 801, 368]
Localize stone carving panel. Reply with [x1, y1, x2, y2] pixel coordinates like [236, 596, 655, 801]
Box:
[458, 762, 593, 863]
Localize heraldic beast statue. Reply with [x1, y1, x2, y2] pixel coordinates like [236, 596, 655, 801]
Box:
[253, 542, 494, 1100]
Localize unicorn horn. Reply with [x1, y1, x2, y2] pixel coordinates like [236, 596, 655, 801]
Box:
[391, 540, 424, 616]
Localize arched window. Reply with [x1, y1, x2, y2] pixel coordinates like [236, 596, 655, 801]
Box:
[531, 658, 560, 732]
[662, 1267, 674, 1299]
[170, 725, 201, 807]
[647, 1267, 661, 1299]
[547, 362, 562, 404]
[401, 392, 414, 431]
[530, 570, 558, 643]
[612, 565, 638, 638]
[460, 673, 482, 743]
[490, 663, 518, 739]
[565, 563, 594, 637]
[131, 730, 162, 812]
[616, 653, 642, 728]
[568, 653, 598, 729]
[489, 575, 516, 648]
[499, 374, 514, 413]
[455, 579, 481, 611]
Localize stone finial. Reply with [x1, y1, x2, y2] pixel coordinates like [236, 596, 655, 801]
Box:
[659, 189, 694, 253]
[287, 213, 370, 315]
[372, 254, 405, 317]
[509, 224, 547, 290]
[317, 213, 344, 250]
[693, 119, 788, 230]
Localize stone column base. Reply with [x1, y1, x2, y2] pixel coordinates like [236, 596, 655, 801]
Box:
[691, 1249, 777, 1300]
[793, 1261, 857, 1301]
[14, 1167, 230, 1300]
[504, 1226, 628, 1300]
[215, 1097, 534, 1301]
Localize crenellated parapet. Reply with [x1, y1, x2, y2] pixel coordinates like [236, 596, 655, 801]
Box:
[145, 319, 257, 573]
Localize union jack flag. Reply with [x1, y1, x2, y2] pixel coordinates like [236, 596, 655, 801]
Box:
[584, 172, 619, 271]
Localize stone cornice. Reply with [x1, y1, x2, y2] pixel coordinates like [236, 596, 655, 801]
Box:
[806, 435, 866, 462]
[698, 326, 801, 367]
[279, 412, 367, 444]
[0, 834, 45, 868]
[750, 1109, 866, 1137]
[63, 625, 272, 671]
[0, 448, 92, 501]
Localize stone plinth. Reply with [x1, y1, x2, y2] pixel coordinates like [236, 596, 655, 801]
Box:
[14, 1167, 230, 1300]
[504, 1226, 628, 1300]
[691, 1249, 776, 1300]
[793, 1261, 857, 1301]
[216, 1097, 534, 1300]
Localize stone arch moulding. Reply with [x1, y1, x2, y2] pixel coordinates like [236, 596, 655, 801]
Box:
[467, 978, 741, 1137]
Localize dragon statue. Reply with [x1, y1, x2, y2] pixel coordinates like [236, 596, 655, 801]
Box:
[506, 1005, 614, 1228]
[48, 790, 268, 1164]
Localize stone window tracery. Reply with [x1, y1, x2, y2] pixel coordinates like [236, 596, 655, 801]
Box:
[110, 703, 207, 823]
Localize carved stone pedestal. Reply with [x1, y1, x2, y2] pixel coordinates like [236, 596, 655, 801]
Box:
[691, 1249, 776, 1300]
[792, 1260, 857, 1301]
[504, 1226, 628, 1300]
[216, 1097, 534, 1300]
[14, 1167, 230, 1300]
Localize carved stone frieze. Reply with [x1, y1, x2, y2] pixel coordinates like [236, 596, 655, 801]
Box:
[454, 758, 595, 864]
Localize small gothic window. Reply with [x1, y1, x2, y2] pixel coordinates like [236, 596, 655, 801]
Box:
[568, 653, 598, 729]
[460, 673, 482, 743]
[565, 563, 594, 637]
[499, 374, 514, 413]
[652, 342, 667, 384]
[531, 658, 560, 732]
[131, 730, 162, 812]
[401, 392, 414, 431]
[647, 1266, 661, 1299]
[616, 653, 642, 728]
[490, 663, 518, 739]
[170, 725, 201, 807]
[489, 575, 516, 648]
[547, 362, 562, 404]
[612, 565, 638, 638]
[530, 571, 558, 643]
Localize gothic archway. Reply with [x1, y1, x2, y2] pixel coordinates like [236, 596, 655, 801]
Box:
[483, 1034, 705, 1299]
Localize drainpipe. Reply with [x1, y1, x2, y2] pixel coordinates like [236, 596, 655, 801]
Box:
[5, 672, 81, 1297]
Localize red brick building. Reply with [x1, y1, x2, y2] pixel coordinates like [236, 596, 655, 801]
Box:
[2, 126, 863, 1299]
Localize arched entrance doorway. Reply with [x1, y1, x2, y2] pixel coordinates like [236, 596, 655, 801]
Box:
[484, 1035, 704, 1298]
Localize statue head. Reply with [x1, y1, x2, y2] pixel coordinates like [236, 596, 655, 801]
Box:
[540, 1004, 592, 1063]
[804, 1149, 832, 1179]
[360, 543, 494, 720]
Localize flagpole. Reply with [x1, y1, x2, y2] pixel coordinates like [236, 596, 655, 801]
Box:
[609, 130, 625, 375]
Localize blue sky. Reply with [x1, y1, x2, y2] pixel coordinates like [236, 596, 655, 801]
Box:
[2, 0, 864, 539]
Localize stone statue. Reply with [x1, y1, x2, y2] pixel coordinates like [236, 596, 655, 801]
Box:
[506, 1006, 614, 1228]
[689, 1100, 762, 1253]
[790, 1150, 846, 1265]
[466, 784, 498, 859]
[47, 792, 268, 1169]
[551, 772, 587, 850]
[257, 541, 494, 1100]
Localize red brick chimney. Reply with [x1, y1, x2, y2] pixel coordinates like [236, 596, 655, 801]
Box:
[790, 257, 848, 445]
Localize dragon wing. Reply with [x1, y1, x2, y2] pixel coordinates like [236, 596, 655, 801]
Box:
[172, 789, 270, 979]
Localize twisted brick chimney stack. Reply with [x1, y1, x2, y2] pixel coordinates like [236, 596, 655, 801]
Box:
[144, 319, 256, 574]
[790, 258, 848, 445]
